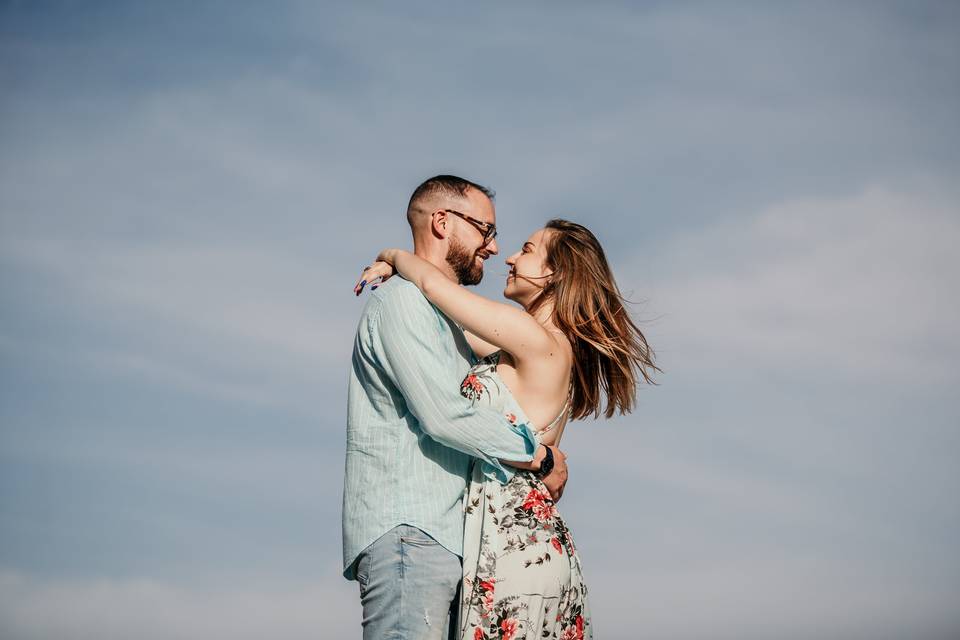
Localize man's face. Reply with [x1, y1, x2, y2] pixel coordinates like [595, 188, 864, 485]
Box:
[444, 188, 499, 286]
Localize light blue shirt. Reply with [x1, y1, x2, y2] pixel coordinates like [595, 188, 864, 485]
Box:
[342, 277, 537, 579]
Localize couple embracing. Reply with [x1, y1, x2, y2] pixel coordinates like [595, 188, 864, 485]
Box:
[343, 175, 659, 639]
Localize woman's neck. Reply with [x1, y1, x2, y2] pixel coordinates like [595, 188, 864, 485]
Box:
[526, 298, 557, 331]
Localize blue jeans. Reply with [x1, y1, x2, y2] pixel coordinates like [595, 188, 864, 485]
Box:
[355, 524, 462, 640]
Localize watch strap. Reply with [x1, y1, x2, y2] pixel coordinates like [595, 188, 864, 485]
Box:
[538, 445, 554, 478]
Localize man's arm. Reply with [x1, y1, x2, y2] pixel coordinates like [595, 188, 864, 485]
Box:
[374, 284, 537, 482]
[505, 446, 568, 501]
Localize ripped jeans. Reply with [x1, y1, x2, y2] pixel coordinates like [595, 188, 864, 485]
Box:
[355, 524, 462, 640]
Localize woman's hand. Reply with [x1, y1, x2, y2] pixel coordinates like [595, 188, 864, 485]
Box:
[376, 248, 400, 265]
[354, 258, 396, 296]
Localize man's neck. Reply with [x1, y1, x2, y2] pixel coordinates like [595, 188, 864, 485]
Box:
[413, 243, 458, 283]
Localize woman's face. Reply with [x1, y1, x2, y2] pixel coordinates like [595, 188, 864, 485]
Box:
[504, 228, 553, 306]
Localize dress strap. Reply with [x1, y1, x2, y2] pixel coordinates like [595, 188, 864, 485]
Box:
[536, 391, 572, 436]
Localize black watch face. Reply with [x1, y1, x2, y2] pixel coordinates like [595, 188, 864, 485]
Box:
[540, 453, 554, 477]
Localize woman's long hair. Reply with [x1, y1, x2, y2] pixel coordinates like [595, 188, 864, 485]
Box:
[529, 219, 661, 420]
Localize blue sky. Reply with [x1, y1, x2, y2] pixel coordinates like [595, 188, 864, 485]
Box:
[1, 1, 958, 638]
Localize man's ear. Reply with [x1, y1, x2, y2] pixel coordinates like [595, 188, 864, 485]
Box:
[431, 209, 449, 239]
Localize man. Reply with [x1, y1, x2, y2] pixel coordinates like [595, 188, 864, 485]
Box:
[343, 175, 568, 639]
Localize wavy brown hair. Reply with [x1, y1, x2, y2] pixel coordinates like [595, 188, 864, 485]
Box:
[530, 219, 661, 420]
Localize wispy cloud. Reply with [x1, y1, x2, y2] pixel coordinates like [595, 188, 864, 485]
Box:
[591, 555, 960, 640]
[639, 187, 960, 381]
[1, 235, 355, 412]
[1, 2, 959, 638]
[0, 570, 360, 640]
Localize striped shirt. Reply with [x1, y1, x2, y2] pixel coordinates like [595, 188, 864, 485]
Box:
[342, 276, 537, 579]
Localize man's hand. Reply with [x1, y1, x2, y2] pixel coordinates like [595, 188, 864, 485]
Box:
[541, 446, 568, 501]
[500, 445, 568, 498]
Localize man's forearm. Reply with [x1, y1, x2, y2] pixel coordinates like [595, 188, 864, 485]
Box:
[503, 445, 568, 501]
[417, 402, 536, 463]
[501, 444, 547, 470]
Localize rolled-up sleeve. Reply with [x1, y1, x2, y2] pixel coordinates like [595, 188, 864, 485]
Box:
[373, 284, 536, 483]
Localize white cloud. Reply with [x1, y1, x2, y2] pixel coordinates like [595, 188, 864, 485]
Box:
[0, 235, 357, 412]
[1, 7, 958, 640]
[638, 187, 960, 381]
[0, 570, 360, 640]
[1, 563, 956, 640]
[0, 74, 403, 411]
[590, 555, 960, 640]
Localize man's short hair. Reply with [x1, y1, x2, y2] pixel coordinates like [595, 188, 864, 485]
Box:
[406, 175, 495, 228]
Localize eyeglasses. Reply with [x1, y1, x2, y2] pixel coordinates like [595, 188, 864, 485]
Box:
[443, 209, 498, 244]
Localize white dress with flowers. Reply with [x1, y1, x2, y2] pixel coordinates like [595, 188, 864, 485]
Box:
[458, 352, 591, 640]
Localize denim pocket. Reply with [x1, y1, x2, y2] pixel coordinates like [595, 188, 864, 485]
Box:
[396, 524, 440, 547]
[399, 534, 440, 547]
[354, 555, 370, 597]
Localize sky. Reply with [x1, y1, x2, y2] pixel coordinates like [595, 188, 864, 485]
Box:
[1, 1, 958, 638]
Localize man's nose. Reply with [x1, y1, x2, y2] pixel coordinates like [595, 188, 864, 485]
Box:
[485, 237, 499, 255]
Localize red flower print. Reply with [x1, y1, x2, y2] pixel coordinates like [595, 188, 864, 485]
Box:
[522, 488, 546, 511]
[500, 617, 519, 640]
[560, 616, 585, 640]
[533, 504, 557, 522]
[522, 488, 557, 522]
[533, 501, 557, 522]
[551, 537, 563, 553]
[505, 412, 517, 423]
[479, 578, 496, 611]
[460, 374, 486, 401]
[473, 627, 485, 640]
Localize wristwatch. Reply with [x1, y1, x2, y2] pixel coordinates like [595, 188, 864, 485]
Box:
[537, 445, 555, 478]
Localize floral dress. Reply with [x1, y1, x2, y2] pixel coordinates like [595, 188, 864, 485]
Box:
[458, 352, 591, 640]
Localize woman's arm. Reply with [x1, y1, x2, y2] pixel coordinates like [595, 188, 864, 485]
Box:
[464, 330, 500, 359]
[378, 249, 556, 360]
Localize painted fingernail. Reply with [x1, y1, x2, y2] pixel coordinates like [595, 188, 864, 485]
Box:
[360, 280, 367, 287]
[371, 285, 378, 290]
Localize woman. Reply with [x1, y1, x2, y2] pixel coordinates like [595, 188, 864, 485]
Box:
[358, 219, 659, 640]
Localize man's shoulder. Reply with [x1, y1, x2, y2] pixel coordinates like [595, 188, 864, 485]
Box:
[373, 276, 429, 308]
[372, 277, 455, 337]
[355, 278, 417, 321]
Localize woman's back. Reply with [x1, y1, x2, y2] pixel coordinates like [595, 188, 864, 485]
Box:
[494, 332, 573, 446]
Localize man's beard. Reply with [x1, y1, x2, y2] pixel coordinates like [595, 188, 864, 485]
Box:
[446, 236, 484, 285]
